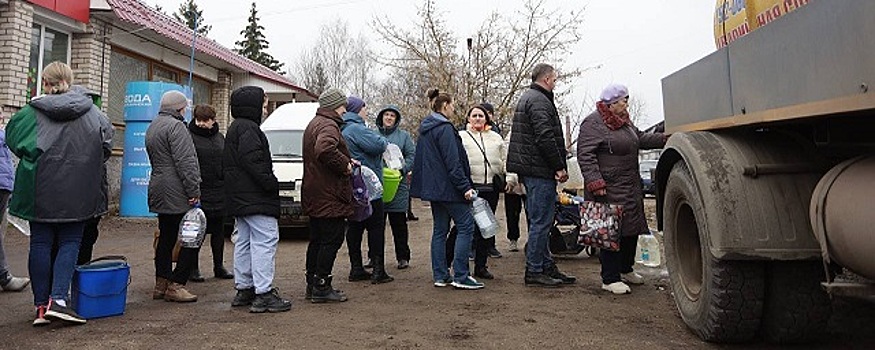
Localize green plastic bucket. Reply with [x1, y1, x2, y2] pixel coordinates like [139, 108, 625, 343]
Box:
[382, 168, 402, 203]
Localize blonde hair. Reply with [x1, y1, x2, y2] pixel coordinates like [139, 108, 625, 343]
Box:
[42, 61, 73, 94]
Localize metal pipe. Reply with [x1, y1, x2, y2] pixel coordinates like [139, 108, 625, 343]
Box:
[742, 163, 826, 178]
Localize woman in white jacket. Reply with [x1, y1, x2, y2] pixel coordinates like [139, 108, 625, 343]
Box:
[447, 105, 506, 280]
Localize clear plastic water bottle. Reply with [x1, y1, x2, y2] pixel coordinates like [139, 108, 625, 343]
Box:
[635, 231, 661, 267]
[179, 204, 207, 249]
[470, 191, 499, 239]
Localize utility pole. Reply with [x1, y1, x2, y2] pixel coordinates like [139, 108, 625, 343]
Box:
[466, 37, 473, 106]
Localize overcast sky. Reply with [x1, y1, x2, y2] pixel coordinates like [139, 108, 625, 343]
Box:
[146, 0, 716, 127]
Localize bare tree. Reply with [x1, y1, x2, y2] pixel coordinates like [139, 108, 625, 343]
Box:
[294, 21, 377, 100]
[373, 0, 584, 137]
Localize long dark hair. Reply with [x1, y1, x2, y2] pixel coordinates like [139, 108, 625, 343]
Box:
[427, 88, 452, 113]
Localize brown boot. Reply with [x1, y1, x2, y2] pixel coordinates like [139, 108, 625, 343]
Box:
[153, 277, 169, 300]
[164, 282, 198, 303]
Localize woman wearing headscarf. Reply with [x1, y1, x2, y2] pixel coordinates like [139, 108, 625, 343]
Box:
[576, 84, 667, 295]
[188, 104, 233, 281]
[447, 105, 506, 280]
[146, 90, 201, 303]
[410, 89, 483, 290]
[7, 61, 112, 325]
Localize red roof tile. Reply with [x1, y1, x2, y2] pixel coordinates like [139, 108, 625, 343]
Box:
[106, 0, 314, 98]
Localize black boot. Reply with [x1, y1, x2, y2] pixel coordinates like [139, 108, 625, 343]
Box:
[370, 257, 394, 284]
[348, 266, 372, 282]
[305, 273, 314, 300]
[311, 275, 348, 303]
[545, 264, 577, 284]
[189, 258, 205, 283]
[474, 266, 495, 280]
[249, 288, 292, 313]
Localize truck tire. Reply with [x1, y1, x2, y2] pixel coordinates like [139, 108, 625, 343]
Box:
[664, 162, 765, 343]
[760, 261, 832, 343]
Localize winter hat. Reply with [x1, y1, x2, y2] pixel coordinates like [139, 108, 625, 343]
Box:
[230, 86, 265, 119]
[480, 102, 495, 115]
[160, 90, 188, 112]
[600, 84, 629, 104]
[347, 96, 366, 114]
[319, 88, 347, 110]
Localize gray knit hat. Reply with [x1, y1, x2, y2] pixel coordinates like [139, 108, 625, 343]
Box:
[160, 90, 189, 111]
[319, 88, 347, 110]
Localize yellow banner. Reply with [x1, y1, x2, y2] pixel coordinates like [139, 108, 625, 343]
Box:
[714, 0, 811, 48]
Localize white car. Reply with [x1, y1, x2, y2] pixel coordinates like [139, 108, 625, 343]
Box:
[260, 102, 319, 228]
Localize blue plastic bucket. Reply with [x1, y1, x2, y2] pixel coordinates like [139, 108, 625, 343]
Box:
[72, 256, 130, 319]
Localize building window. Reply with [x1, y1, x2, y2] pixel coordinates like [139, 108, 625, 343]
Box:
[191, 78, 212, 107]
[26, 24, 71, 100]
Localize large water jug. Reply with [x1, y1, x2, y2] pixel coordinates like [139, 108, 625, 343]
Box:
[635, 231, 661, 267]
[471, 192, 499, 239]
[179, 204, 207, 249]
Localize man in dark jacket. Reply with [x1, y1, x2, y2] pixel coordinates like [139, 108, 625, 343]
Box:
[224, 86, 291, 313]
[507, 63, 576, 287]
[302, 88, 353, 303]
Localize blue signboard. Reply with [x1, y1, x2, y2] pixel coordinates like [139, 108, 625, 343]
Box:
[119, 82, 192, 217]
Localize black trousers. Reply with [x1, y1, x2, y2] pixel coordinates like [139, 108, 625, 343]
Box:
[306, 217, 347, 277]
[504, 193, 526, 242]
[155, 213, 197, 284]
[385, 211, 411, 262]
[192, 213, 227, 270]
[599, 235, 638, 284]
[347, 200, 386, 269]
[76, 216, 101, 265]
[447, 190, 499, 269]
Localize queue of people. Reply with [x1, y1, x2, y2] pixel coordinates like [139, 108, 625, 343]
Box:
[3, 61, 665, 327]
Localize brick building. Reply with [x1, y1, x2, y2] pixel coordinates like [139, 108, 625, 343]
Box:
[0, 0, 315, 210]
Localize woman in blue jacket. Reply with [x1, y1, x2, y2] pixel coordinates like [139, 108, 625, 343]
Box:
[377, 106, 415, 270]
[410, 89, 482, 290]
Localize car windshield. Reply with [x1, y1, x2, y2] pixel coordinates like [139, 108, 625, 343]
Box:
[265, 130, 304, 158]
[639, 160, 657, 178]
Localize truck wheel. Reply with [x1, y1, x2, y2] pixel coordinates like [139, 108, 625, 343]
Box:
[760, 261, 831, 343]
[664, 162, 765, 343]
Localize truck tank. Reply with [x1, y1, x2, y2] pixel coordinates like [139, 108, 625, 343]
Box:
[714, 0, 811, 48]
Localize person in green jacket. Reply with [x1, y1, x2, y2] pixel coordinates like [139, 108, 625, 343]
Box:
[7, 61, 112, 326]
[376, 106, 415, 270]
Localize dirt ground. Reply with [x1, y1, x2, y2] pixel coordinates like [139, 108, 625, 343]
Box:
[1, 199, 874, 349]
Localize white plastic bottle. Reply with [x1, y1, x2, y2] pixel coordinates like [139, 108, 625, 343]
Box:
[470, 191, 499, 239]
[179, 204, 207, 249]
[635, 231, 661, 267]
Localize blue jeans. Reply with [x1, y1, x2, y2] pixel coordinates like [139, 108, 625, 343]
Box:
[234, 215, 279, 295]
[430, 201, 475, 283]
[521, 176, 557, 273]
[28, 221, 86, 306]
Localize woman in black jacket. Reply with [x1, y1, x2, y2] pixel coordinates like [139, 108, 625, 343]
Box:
[188, 105, 233, 281]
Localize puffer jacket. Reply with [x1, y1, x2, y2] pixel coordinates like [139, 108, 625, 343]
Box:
[6, 86, 113, 222]
[459, 124, 505, 189]
[341, 111, 388, 182]
[146, 109, 201, 215]
[302, 107, 354, 219]
[507, 84, 567, 179]
[223, 101, 280, 219]
[376, 106, 415, 212]
[410, 112, 472, 203]
[189, 121, 225, 216]
[502, 130, 526, 196]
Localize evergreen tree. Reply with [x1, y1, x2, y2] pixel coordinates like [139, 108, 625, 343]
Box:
[234, 2, 285, 72]
[174, 0, 212, 36]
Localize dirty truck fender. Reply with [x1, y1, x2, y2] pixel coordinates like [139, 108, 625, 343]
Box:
[655, 130, 822, 260]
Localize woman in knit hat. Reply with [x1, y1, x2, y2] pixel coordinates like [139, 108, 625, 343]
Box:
[576, 84, 667, 295]
[146, 89, 201, 303]
[302, 88, 355, 303]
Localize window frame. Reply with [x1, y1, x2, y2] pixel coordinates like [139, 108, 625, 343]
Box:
[29, 23, 72, 97]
